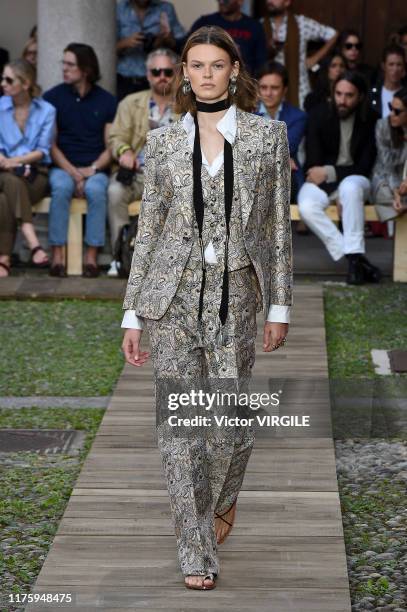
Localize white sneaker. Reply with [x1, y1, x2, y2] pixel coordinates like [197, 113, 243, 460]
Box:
[107, 260, 119, 277]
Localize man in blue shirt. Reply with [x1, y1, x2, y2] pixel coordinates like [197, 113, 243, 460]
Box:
[44, 43, 117, 278]
[116, 0, 185, 100]
[255, 61, 307, 201]
[189, 0, 267, 76]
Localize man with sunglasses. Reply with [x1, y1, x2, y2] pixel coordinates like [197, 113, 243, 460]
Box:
[107, 48, 180, 277]
[370, 44, 407, 118]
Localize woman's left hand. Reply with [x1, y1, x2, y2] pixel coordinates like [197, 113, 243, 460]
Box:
[0, 156, 20, 170]
[263, 322, 289, 352]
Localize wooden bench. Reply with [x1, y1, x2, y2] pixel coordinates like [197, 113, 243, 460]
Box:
[33, 197, 407, 281]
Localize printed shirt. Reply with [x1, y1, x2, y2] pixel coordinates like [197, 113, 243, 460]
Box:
[136, 96, 177, 169]
[260, 13, 336, 109]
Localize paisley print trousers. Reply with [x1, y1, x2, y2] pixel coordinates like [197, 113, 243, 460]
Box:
[145, 255, 259, 577]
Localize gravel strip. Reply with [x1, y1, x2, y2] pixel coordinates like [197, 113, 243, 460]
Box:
[335, 438, 407, 611]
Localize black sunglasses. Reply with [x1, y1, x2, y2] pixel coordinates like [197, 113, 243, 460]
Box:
[1, 75, 15, 85]
[150, 68, 174, 77]
[344, 42, 363, 50]
[388, 102, 406, 116]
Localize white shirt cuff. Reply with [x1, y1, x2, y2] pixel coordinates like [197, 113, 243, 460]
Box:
[266, 304, 291, 323]
[121, 309, 144, 330]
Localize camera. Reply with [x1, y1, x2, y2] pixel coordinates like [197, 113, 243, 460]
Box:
[143, 32, 156, 53]
[116, 166, 136, 186]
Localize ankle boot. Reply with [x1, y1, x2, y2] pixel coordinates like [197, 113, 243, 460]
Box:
[359, 255, 382, 283]
[346, 254, 364, 285]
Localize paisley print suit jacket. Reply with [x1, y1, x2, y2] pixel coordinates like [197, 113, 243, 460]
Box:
[122, 109, 293, 322]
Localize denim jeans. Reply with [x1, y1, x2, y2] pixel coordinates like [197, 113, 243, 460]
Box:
[48, 167, 109, 247]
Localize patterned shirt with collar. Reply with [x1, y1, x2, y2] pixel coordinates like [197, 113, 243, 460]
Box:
[136, 96, 177, 168]
[260, 13, 336, 109]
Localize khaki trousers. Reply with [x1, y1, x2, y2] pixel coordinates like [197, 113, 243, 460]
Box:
[107, 171, 144, 253]
[0, 170, 48, 255]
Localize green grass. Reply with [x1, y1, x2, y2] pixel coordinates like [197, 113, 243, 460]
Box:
[324, 284, 407, 379]
[325, 283, 407, 606]
[0, 300, 125, 396]
[0, 407, 105, 607]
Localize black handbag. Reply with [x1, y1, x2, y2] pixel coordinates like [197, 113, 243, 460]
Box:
[113, 215, 139, 278]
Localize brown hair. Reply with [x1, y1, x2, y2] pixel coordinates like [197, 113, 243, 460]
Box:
[174, 26, 258, 114]
[64, 42, 101, 84]
[6, 59, 41, 98]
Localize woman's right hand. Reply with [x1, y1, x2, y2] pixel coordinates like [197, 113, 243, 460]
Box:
[117, 33, 145, 51]
[122, 329, 150, 367]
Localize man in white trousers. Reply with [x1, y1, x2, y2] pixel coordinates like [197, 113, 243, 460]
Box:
[298, 71, 382, 284]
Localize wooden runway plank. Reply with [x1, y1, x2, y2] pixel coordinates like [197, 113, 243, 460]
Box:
[26, 283, 351, 611]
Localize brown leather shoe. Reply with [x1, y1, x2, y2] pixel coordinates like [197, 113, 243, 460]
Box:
[49, 264, 67, 278]
[82, 263, 100, 278]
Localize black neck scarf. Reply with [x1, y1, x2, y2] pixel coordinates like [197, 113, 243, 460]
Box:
[193, 98, 233, 332]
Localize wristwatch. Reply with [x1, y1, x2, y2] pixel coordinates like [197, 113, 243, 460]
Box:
[91, 163, 99, 174]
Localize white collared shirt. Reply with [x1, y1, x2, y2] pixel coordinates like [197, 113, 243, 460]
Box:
[121, 104, 290, 329]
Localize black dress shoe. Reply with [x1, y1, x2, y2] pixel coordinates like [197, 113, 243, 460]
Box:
[346, 254, 365, 285]
[49, 264, 67, 278]
[359, 255, 382, 283]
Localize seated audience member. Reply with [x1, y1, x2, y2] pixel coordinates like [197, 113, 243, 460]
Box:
[370, 44, 406, 118]
[255, 61, 306, 200]
[337, 29, 374, 84]
[22, 37, 37, 68]
[107, 48, 180, 276]
[304, 52, 345, 113]
[44, 43, 117, 278]
[190, 0, 267, 76]
[298, 72, 380, 285]
[371, 87, 407, 221]
[260, 0, 338, 109]
[116, 0, 185, 101]
[0, 60, 55, 277]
